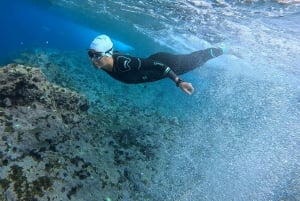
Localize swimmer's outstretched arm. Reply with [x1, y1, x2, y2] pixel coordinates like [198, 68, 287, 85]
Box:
[177, 79, 194, 95]
[142, 60, 194, 95]
[164, 68, 194, 95]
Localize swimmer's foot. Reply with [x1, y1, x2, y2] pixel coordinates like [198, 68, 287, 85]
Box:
[219, 44, 244, 59]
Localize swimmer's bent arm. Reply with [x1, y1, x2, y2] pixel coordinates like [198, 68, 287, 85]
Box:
[140, 59, 194, 95]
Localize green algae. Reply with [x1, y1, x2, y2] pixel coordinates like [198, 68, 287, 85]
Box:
[9, 165, 27, 200]
[32, 176, 53, 197]
[8, 165, 53, 200]
[67, 184, 82, 200]
[4, 126, 14, 133]
[0, 178, 10, 191]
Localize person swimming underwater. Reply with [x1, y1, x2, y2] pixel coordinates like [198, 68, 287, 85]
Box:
[88, 34, 225, 95]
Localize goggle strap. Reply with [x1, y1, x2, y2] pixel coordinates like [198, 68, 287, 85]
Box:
[104, 47, 113, 56]
[88, 47, 113, 58]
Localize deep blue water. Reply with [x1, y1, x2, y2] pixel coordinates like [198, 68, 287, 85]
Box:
[0, 0, 140, 64]
[1, 0, 300, 200]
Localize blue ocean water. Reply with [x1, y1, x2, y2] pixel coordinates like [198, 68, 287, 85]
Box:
[1, 0, 300, 200]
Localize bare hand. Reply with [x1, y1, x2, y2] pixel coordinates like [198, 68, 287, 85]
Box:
[179, 82, 194, 95]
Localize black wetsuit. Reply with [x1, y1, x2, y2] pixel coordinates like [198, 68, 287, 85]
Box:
[103, 48, 223, 84]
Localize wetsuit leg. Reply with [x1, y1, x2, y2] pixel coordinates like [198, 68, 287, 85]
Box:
[148, 48, 223, 75]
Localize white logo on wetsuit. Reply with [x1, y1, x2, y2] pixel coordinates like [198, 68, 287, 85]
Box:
[116, 55, 141, 72]
[154, 61, 165, 67]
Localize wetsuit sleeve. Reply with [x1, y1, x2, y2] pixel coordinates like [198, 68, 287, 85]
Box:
[140, 59, 180, 83]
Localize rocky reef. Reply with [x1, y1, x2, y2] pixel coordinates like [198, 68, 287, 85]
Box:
[0, 64, 180, 201]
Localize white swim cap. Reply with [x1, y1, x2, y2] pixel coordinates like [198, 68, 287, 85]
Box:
[89, 35, 113, 52]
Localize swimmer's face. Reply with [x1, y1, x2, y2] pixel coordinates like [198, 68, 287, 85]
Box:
[88, 49, 113, 70]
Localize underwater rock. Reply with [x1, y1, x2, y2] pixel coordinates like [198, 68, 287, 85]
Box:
[0, 64, 92, 200]
[0, 64, 89, 113]
[0, 63, 178, 201]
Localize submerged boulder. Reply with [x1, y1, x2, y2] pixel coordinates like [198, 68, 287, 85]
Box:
[0, 64, 92, 200]
[0, 64, 174, 201]
[0, 64, 89, 113]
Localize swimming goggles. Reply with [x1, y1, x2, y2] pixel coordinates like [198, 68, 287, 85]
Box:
[88, 48, 113, 60]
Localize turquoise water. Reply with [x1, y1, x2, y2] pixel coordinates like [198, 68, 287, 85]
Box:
[1, 0, 300, 200]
